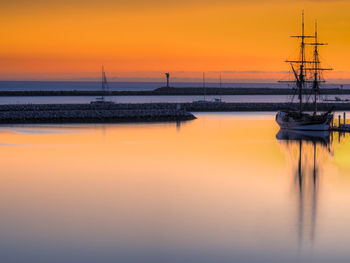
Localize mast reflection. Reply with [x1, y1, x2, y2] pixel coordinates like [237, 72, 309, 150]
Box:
[276, 129, 332, 248]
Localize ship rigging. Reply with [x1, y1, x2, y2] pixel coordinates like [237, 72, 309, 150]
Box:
[276, 12, 334, 131]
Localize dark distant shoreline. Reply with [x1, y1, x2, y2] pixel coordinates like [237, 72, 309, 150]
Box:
[0, 87, 349, 96]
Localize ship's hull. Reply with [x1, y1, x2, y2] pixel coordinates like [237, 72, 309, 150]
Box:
[276, 111, 333, 131]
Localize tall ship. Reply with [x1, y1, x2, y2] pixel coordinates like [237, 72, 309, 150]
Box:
[276, 13, 334, 131]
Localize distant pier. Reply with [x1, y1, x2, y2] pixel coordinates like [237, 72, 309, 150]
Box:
[331, 112, 350, 132]
[0, 87, 350, 96]
[183, 102, 350, 112]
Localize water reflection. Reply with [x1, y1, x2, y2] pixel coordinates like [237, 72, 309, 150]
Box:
[1, 114, 350, 263]
[276, 130, 333, 252]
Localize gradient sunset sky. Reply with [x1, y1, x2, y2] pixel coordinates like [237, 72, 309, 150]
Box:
[1, 0, 349, 82]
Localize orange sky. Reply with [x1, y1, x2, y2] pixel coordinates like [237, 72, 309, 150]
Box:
[1, 0, 350, 81]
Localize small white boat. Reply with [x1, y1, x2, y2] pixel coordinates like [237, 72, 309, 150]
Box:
[192, 98, 225, 104]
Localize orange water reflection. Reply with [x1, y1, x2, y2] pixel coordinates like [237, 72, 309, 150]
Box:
[0, 113, 349, 262]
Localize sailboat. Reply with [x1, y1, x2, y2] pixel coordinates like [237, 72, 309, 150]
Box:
[192, 72, 225, 104]
[91, 65, 115, 105]
[276, 13, 334, 131]
[192, 72, 207, 104]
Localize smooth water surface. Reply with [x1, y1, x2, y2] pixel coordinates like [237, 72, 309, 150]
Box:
[0, 113, 350, 263]
[0, 95, 292, 104]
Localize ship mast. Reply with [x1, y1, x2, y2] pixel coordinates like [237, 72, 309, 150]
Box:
[313, 22, 320, 114]
[305, 21, 332, 115]
[287, 12, 315, 115]
[294, 12, 313, 114]
[300, 12, 305, 114]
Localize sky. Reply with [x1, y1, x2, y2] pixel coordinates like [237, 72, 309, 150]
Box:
[1, 0, 350, 82]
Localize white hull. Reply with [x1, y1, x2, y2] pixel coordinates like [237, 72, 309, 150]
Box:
[276, 111, 332, 131]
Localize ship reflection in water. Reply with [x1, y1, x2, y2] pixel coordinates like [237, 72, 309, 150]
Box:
[276, 129, 345, 258]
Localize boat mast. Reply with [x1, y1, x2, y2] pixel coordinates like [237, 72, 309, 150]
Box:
[203, 72, 206, 101]
[281, 13, 332, 116]
[101, 65, 105, 101]
[306, 21, 332, 114]
[299, 12, 305, 114]
[288, 12, 314, 114]
[101, 65, 110, 101]
[313, 22, 319, 114]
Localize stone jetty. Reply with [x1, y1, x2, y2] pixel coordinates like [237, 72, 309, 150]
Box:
[0, 103, 196, 124]
[0, 87, 349, 96]
[0, 101, 349, 124]
[154, 87, 350, 96]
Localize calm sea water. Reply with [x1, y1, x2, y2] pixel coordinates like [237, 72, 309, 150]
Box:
[0, 113, 349, 263]
[0, 95, 291, 104]
[1, 95, 350, 104]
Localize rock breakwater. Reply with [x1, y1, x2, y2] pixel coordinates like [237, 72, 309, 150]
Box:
[0, 103, 196, 124]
